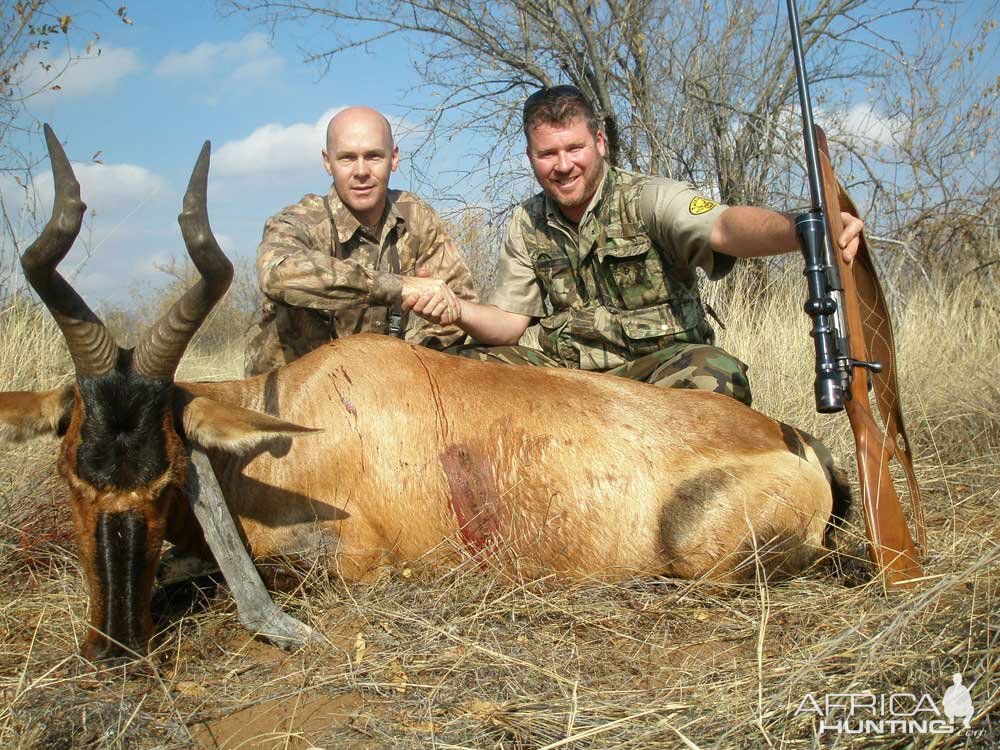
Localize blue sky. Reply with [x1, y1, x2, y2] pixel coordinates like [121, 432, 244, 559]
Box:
[5, 1, 996, 308]
[5, 1, 460, 306]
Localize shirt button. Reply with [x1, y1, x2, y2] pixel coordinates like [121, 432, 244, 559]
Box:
[660, 324, 668, 331]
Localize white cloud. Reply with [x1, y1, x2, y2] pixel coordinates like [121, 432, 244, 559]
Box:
[831, 103, 907, 148]
[0, 172, 44, 242]
[2, 164, 256, 308]
[213, 108, 339, 177]
[3, 164, 164, 255]
[19, 45, 140, 101]
[154, 33, 283, 81]
[0, 172, 27, 209]
[232, 56, 285, 82]
[4, 164, 170, 300]
[30, 162, 168, 219]
[212, 108, 422, 180]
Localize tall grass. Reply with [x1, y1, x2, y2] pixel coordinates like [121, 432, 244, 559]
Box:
[0, 264, 996, 749]
[0, 297, 74, 391]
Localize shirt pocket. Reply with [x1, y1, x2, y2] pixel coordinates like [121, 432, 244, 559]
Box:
[537, 309, 576, 365]
[601, 240, 669, 310]
[533, 255, 578, 309]
[618, 299, 705, 355]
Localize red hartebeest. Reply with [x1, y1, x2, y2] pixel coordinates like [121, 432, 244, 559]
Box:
[0, 127, 849, 662]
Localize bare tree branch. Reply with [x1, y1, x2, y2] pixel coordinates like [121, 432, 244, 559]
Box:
[225, 0, 1000, 286]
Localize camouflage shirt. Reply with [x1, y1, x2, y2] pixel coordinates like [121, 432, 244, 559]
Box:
[246, 186, 478, 375]
[489, 166, 735, 370]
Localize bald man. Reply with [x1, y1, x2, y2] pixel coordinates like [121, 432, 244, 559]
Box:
[246, 107, 477, 375]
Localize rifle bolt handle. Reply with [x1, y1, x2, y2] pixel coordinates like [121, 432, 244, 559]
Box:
[851, 358, 884, 374]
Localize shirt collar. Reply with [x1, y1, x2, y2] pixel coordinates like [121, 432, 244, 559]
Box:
[382, 192, 407, 244]
[326, 185, 406, 245]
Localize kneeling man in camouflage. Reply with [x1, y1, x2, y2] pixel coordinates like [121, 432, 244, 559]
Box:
[402, 86, 863, 406]
[246, 106, 477, 375]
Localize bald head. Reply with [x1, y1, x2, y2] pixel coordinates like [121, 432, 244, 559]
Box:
[322, 106, 400, 228]
[326, 107, 394, 153]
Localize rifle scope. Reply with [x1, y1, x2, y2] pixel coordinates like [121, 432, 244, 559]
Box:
[786, 0, 847, 413]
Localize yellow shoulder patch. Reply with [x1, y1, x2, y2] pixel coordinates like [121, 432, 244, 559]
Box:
[688, 197, 718, 215]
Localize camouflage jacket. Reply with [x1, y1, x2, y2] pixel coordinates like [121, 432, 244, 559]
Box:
[490, 166, 734, 370]
[246, 187, 478, 375]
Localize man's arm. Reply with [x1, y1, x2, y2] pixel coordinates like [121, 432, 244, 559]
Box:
[404, 207, 542, 346]
[398, 202, 479, 348]
[462, 300, 531, 344]
[258, 199, 402, 309]
[403, 277, 531, 344]
[639, 181, 864, 275]
[709, 205, 863, 262]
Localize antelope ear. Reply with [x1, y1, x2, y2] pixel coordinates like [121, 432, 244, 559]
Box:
[0, 385, 74, 441]
[175, 390, 320, 454]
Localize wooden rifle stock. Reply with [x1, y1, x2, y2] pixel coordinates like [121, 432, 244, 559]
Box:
[814, 126, 926, 588]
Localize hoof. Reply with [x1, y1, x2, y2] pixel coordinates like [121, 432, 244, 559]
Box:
[241, 607, 323, 650]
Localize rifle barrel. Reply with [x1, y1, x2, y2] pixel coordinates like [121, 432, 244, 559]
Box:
[786, 0, 825, 213]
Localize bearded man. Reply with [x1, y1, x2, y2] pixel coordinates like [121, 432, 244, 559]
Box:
[404, 86, 863, 405]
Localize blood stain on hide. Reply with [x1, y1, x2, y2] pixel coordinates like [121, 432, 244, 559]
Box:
[440, 444, 501, 556]
[328, 379, 358, 420]
[340, 395, 357, 417]
[328, 378, 365, 471]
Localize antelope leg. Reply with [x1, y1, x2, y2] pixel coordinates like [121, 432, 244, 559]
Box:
[186, 446, 319, 648]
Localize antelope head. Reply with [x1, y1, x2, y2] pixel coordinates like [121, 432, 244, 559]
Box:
[4, 126, 233, 662]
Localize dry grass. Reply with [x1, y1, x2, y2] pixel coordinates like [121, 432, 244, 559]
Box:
[0, 266, 997, 749]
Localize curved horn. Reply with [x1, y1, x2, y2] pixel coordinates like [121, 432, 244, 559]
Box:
[21, 124, 119, 377]
[132, 141, 233, 382]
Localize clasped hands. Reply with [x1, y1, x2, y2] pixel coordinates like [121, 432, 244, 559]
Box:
[401, 268, 462, 325]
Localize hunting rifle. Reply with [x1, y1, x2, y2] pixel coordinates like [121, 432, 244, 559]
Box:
[785, 0, 926, 588]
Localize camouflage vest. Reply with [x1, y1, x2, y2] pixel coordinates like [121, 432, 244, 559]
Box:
[522, 167, 714, 370]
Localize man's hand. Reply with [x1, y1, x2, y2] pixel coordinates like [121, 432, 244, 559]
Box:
[838, 211, 863, 263]
[401, 268, 463, 325]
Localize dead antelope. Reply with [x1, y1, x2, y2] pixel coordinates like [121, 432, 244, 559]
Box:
[0, 126, 849, 663]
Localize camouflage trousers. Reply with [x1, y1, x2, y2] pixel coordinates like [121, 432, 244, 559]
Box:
[451, 342, 752, 406]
